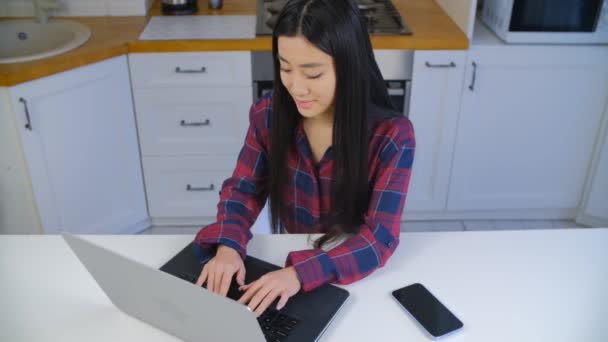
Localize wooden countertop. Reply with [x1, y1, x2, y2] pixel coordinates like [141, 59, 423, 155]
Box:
[0, 0, 468, 86]
[0, 17, 147, 86]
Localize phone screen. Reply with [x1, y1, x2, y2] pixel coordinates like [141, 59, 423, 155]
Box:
[392, 283, 463, 338]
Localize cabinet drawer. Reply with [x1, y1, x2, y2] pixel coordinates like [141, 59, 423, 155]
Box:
[129, 52, 252, 88]
[143, 156, 236, 218]
[133, 87, 252, 156]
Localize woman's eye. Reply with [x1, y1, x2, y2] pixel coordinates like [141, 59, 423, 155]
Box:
[307, 74, 322, 79]
[280, 68, 291, 73]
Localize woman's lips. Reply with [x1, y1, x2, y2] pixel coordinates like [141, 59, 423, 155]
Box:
[295, 99, 314, 109]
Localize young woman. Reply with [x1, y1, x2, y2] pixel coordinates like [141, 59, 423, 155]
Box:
[193, 0, 415, 317]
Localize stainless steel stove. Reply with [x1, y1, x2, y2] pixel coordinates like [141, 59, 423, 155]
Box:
[256, 0, 412, 35]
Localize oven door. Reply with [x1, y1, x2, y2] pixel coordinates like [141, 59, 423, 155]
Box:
[386, 80, 411, 116]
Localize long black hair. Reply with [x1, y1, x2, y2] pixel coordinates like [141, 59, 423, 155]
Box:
[269, 0, 398, 248]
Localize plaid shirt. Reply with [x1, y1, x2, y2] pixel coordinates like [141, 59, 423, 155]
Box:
[193, 93, 415, 292]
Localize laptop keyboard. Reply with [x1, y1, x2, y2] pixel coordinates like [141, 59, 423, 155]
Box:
[258, 308, 299, 341]
[177, 271, 300, 341]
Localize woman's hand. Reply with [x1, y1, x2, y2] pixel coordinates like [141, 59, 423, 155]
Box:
[237, 266, 301, 317]
[195, 245, 246, 297]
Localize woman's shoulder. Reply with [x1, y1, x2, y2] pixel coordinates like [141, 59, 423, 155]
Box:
[249, 91, 273, 131]
[370, 110, 415, 149]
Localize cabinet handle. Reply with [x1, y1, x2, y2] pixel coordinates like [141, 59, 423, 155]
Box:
[18, 98, 33, 131]
[175, 67, 207, 74]
[468, 62, 477, 91]
[425, 61, 456, 68]
[186, 184, 215, 192]
[180, 119, 210, 127]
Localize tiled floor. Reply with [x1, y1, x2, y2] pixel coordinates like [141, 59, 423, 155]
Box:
[141, 219, 585, 235]
[141, 226, 202, 235]
[402, 219, 584, 232]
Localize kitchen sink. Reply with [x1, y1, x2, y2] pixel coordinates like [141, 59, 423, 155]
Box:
[0, 19, 91, 64]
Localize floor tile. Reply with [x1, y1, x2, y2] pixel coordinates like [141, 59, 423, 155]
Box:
[463, 220, 496, 231]
[181, 227, 202, 235]
[519, 220, 554, 230]
[401, 221, 436, 232]
[431, 221, 465, 232]
[401, 221, 464, 232]
[550, 220, 582, 229]
[492, 220, 526, 230]
[142, 226, 183, 234]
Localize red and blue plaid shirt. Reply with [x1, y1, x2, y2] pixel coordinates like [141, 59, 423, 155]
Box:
[194, 93, 415, 292]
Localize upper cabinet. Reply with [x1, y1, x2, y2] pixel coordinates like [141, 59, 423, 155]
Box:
[9, 56, 149, 234]
[404, 50, 467, 214]
[447, 44, 608, 212]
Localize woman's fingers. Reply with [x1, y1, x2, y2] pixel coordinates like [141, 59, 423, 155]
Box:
[253, 289, 282, 317]
[276, 293, 289, 311]
[238, 279, 264, 305]
[246, 284, 274, 316]
[195, 265, 208, 287]
[236, 265, 246, 286]
[218, 269, 234, 297]
[214, 268, 224, 294]
[207, 266, 216, 292]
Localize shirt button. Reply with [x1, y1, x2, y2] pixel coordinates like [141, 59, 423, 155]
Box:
[387, 241, 393, 248]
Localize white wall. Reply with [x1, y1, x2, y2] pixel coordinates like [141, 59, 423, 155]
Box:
[0, 88, 42, 234]
[0, 0, 152, 16]
[436, 0, 478, 39]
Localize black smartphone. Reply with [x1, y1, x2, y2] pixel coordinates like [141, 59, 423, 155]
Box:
[392, 283, 463, 339]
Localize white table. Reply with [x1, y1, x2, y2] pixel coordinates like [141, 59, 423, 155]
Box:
[1, 229, 607, 342]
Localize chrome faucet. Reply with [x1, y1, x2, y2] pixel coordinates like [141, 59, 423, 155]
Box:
[33, 0, 60, 24]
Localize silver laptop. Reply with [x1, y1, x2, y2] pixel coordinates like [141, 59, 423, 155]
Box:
[63, 233, 265, 341]
[63, 233, 349, 342]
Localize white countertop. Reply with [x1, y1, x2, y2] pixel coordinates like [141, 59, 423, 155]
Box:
[1, 228, 607, 341]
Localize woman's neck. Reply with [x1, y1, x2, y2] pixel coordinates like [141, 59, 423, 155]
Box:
[302, 106, 335, 128]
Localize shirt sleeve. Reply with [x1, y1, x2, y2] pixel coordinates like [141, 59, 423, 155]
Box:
[285, 118, 415, 292]
[192, 100, 269, 262]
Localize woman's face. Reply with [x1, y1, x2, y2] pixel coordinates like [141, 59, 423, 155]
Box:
[277, 35, 337, 122]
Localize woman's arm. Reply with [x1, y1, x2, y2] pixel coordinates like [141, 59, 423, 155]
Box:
[192, 97, 271, 262]
[285, 117, 415, 292]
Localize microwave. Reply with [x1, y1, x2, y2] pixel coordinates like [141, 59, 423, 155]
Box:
[482, 0, 608, 44]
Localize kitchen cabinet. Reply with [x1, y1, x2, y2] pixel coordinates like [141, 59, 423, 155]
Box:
[403, 50, 467, 215]
[447, 45, 608, 214]
[0, 88, 41, 234]
[576, 105, 608, 227]
[9, 56, 149, 234]
[129, 52, 255, 227]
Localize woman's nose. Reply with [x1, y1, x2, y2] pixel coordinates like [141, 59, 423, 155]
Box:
[289, 75, 309, 96]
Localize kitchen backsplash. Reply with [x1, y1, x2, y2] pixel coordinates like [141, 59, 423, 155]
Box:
[0, 0, 154, 16]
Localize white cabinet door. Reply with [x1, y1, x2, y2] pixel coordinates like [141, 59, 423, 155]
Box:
[576, 106, 608, 227]
[403, 50, 466, 213]
[10, 56, 148, 234]
[143, 155, 234, 218]
[448, 46, 608, 211]
[132, 87, 251, 157]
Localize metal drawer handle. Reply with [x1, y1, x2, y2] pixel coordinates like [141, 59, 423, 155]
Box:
[175, 67, 207, 74]
[19, 98, 33, 131]
[186, 184, 215, 192]
[180, 119, 210, 127]
[425, 61, 456, 68]
[468, 61, 477, 91]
